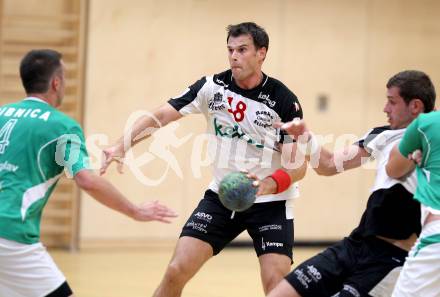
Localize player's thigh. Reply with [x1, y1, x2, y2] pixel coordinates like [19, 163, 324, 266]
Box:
[180, 190, 245, 255]
[283, 238, 359, 297]
[246, 201, 294, 260]
[392, 228, 440, 297]
[345, 237, 408, 297]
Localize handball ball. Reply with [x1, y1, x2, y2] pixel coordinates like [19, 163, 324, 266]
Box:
[218, 172, 257, 212]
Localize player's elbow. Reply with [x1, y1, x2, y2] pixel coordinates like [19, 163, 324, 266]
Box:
[74, 170, 98, 192]
[385, 164, 402, 179]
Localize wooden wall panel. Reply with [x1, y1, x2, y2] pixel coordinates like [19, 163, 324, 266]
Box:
[80, 0, 440, 245]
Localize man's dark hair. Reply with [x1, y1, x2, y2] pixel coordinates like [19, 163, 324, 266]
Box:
[20, 49, 62, 94]
[226, 22, 269, 50]
[387, 70, 436, 112]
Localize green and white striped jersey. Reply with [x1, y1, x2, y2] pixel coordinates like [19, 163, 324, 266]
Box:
[0, 97, 89, 244]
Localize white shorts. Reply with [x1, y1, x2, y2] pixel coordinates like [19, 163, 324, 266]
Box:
[0, 237, 66, 297]
[391, 219, 440, 297]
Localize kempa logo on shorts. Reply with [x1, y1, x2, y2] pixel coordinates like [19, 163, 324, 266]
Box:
[194, 212, 212, 222]
[208, 92, 226, 111]
[261, 237, 283, 250]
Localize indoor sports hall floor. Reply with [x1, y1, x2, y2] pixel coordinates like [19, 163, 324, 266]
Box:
[52, 246, 323, 297]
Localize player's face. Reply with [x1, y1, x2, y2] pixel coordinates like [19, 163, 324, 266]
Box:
[227, 34, 266, 82]
[383, 86, 414, 129]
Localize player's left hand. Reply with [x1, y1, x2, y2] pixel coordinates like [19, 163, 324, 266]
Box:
[242, 170, 277, 196]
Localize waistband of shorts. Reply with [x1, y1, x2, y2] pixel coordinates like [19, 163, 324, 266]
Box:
[204, 189, 287, 206]
[350, 235, 409, 257]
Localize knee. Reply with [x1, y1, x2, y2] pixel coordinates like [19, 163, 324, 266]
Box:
[164, 260, 189, 283]
[263, 271, 285, 293]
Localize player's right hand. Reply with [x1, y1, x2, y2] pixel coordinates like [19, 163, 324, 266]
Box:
[409, 149, 423, 166]
[132, 201, 178, 223]
[100, 143, 125, 175]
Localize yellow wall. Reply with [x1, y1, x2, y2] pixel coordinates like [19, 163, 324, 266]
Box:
[80, 0, 440, 246]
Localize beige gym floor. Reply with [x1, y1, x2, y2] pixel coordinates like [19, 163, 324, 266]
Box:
[52, 246, 323, 297]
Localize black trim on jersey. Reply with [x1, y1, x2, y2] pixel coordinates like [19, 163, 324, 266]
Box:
[351, 183, 421, 239]
[355, 125, 390, 151]
[168, 77, 207, 111]
[45, 281, 73, 297]
[213, 70, 302, 122]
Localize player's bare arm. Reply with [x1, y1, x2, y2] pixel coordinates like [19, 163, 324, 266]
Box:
[275, 119, 371, 176]
[74, 170, 177, 222]
[386, 144, 416, 179]
[314, 144, 370, 176]
[100, 103, 182, 174]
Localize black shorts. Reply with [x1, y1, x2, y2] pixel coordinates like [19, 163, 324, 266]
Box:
[285, 236, 408, 297]
[180, 190, 294, 259]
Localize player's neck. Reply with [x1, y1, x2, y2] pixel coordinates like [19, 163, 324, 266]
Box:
[26, 93, 56, 107]
[235, 71, 264, 90]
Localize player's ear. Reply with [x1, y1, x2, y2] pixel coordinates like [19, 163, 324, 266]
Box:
[410, 98, 425, 114]
[257, 47, 267, 62]
[50, 75, 60, 92]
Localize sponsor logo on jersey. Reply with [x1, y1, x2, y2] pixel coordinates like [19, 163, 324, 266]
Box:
[213, 118, 263, 149]
[208, 92, 226, 111]
[194, 212, 212, 223]
[258, 92, 276, 108]
[254, 110, 274, 128]
[0, 107, 51, 121]
[215, 78, 229, 88]
[0, 161, 19, 172]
